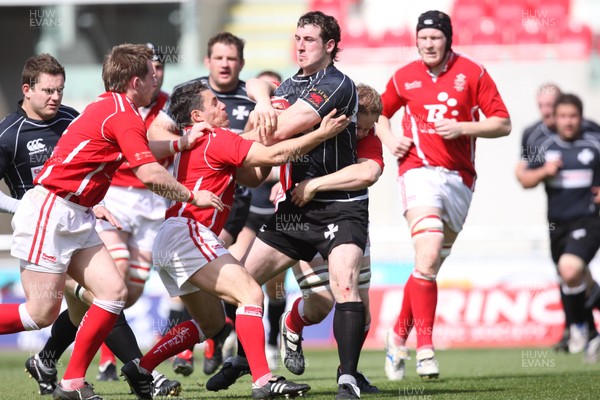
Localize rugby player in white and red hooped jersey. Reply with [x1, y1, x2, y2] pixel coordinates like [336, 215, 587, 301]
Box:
[2, 43, 223, 400]
[119, 79, 349, 400]
[376, 10, 511, 381]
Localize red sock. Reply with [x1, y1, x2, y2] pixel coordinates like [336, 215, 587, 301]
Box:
[0, 304, 25, 334]
[141, 320, 201, 372]
[99, 343, 116, 366]
[410, 275, 437, 351]
[394, 276, 414, 343]
[286, 297, 313, 333]
[236, 305, 270, 382]
[63, 304, 119, 380]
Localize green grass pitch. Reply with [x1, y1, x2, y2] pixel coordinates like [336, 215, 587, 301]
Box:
[1, 348, 600, 399]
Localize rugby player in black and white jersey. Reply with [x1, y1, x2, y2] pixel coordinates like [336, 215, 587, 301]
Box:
[517, 93, 600, 363]
[516, 84, 600, 354]
[0, 54, 77, 214]
[206, 11, 369, 399]
[149, 32, 255, 377]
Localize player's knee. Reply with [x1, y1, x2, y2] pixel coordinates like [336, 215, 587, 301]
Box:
[558, 255, 585, 286]
[127, 260, 151, 287]
[410, 214, 443, 241]
[24, 303, 61, 329]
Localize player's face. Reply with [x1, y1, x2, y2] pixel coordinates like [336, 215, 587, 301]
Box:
[136, 60, 158, 107]
[22, 73, 64, 120]
[152, 61, 164, 100]
[205, 43, 244, 92]
[537, 91, 559, 129]
[357, 112, 378, 140]
[417, 28, 447, 68]
[295, 24, 333, 75]
[200, 90, 230, 128]
[554, 103, 582, 141]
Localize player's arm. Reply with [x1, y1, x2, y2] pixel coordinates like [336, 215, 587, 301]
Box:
[237, 110, 348, 187]
[147, 110, 180, 141]
[132, 161, 224, 210]
[246, 78, 321, 145]
[291, 158, 382, 207]
[515, 159, 562, 188]
[435, 116, 511, 140]
[376, 115, 412, 158]
[147, 122, 213, 159]
[0, 189, 19, 214]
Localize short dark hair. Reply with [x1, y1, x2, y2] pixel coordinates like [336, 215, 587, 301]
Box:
[169, 80, 211, 126]
[357, 83, 382, 116]
[102, 43, 154, 92]
[207, 32, 245, 61]
[554, 93, 583, 117]
[22, 54, 65, 87]
[257, 70, 282, 82]
[297, 11, 342, 62]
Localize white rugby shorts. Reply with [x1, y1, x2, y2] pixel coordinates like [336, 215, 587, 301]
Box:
[398, 166, 473, 233]
[152, 217, 229, 297]
[12, 186, 103, 273]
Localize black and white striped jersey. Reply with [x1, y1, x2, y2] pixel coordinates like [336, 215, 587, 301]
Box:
[275, 64, 364, 201]
[0, 103, 78, 199]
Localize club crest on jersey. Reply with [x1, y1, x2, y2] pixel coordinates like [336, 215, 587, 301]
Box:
[232, 105, 249, 120]
[454, 74, 466, 92]
[307, 90, 328, 107]
[405, 80, 422, 90]
[577, 148, 594, 165]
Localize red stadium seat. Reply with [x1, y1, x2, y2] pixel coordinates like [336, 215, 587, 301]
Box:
[375, 28, 413, 48]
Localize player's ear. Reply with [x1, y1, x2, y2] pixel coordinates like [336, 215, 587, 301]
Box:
[22, 83, 32, 98]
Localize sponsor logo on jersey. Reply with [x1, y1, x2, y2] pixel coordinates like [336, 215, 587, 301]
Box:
[30, 166, 44, 178]
[424, 91, 459, 122]
[405, 80, 422, 90]
[454, 73, 467, 92]
[27, 138, 46, 154]
[134, 151, 153, 161]
[577, 148, 594, 165]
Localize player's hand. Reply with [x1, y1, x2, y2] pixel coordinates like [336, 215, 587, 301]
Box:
[317, 109, 350, 140]
[270, 181, 283, 204]
[251, 101, 278, 137]
[92, 205, 123, 230]
[291, 179, 317, 207]
[543, 159, 562, 177]
[434, 118, 463, 140]
[190, 190, 224, 211]
[181, 122, 214, 150]
[384, 136, 413, 158]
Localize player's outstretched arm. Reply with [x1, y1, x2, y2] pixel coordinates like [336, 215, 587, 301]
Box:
[291, 158, 382, 207]
[0, 190, 20, 214]
[147, 111, 179, 141]
[133, 162, 224, 211]
[148, 122, 214, 158]
[243, 109, 349, 168]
